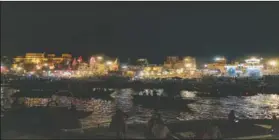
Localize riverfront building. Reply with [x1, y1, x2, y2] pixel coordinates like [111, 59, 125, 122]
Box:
[12, 53, 72, 72]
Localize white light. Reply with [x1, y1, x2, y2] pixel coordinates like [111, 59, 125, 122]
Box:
[139, 71, 144, 76]
[225, 65, 237, 68]
[44, 63, 48, 66]
[190, 71, 194, 75]
[106, 61, 112, 65]
[185, 63, 192, 68]
[269, 60, 277, 67]
[163, 71, 168, 75]
[245, 57, 260, 64]
[204, 64, 208, 68]
[97, 56, 103, 60]
[36, 65, 41, 70]
[17, 67, 22, 70]
[121, 65, 128, 69]
[214, 57, 225, 61]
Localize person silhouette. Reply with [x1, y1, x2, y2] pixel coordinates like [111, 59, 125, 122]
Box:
[228, 110, 237, 123]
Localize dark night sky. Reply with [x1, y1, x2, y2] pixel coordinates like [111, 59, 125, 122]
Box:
[1, 2, 279, 63]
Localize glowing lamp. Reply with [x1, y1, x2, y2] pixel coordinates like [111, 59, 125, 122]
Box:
[121, 65, 128, 69]
[185, 63, 192, 68]
[106, 61, 112, 65]
[97, 56, 103, 60]
[269, 60, 277, 67]
[245, 57, 260, 64]
[17, 67, 22, 71]
[214, 57, 225, 61]
[36, 65, 42, 70]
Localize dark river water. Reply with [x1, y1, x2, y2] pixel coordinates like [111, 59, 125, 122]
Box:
[1, 87, 279, 129]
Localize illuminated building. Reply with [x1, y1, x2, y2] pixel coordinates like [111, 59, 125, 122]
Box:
[166, 56, 180, 63]
[206, 56, 227, 73]
[163, 56, 196, 70]
[140, 65, 163, 78]
[144, 65, 163, 73]
[161, 56, 197, 78]
[136, 58, 149, 66]
[123, 70, 136, 77]
[225, 65, 238, 77]
[74, 54, 119, 77]
[183, 56, 197, 71]
[164, 56, 180, 69]
[13, 53, 72, 71]
[243, 57, 263, 77]
[265, 58, 279, 73]
[14, 53, 72, 64]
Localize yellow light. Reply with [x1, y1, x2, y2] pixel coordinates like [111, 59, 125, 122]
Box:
[35, 59, 40, 64]
[190, 71, 195, 75]
[17, 67, 22, 71]
[13, 65, 18, 69]
[185, 63, 192, 68]
[176, 68, 183, 74]
[44, 63, 48, 66]
[269, 60, 277, 67]
[36, 65, 41, 70]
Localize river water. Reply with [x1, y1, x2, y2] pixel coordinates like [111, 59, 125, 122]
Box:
[1, 87, 279, 128]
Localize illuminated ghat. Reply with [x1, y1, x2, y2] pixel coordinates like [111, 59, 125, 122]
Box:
[12, 53, 72, 72]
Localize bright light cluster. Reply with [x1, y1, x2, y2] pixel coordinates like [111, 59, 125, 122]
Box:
[269, 60, 277, 67]
[245, 57, 261, 64]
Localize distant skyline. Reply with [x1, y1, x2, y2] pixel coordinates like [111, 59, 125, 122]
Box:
[1, 2, 279, 64]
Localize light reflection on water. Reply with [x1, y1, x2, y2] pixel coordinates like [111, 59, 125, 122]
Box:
[1, 87, 279, 128]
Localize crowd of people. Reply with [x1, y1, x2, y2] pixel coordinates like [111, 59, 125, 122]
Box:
[108, 109, 278, 139]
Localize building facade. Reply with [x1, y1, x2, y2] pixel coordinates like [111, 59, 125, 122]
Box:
[12, 53, 72, 71]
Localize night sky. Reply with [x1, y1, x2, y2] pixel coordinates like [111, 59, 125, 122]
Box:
[1, 2, 279, 63]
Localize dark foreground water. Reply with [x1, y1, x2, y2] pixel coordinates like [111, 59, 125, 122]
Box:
[1, 87, 279, 129]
